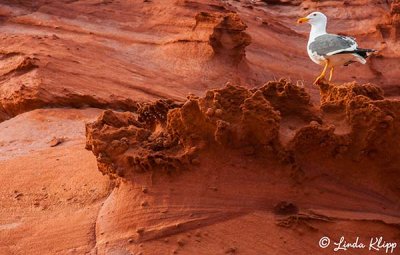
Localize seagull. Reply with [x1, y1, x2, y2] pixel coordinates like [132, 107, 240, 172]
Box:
[297, 12, 376, 84]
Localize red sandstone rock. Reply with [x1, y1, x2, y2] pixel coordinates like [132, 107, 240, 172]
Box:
[1, 1, 400, 254]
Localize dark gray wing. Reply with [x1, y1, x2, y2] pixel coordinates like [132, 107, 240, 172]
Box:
[309, 34, 357, 56]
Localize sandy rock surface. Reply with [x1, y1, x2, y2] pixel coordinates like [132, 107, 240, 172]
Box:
[0, 1, 399, 254]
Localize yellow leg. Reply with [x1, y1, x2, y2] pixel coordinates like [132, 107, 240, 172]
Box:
[328, 67, 334, 81]
[314, 60, 329, 85]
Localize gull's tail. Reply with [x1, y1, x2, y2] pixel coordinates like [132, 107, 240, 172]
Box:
[337, 48, 377, 59]
[354, 48, 377, 59]
[339, 48, 377, 65]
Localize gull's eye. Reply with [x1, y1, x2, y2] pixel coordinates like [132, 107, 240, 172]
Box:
[313, 13, 317, 16]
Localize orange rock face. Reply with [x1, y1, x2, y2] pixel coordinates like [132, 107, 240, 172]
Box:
[85, 80, 400, 254]
[1, 1, 400, 255]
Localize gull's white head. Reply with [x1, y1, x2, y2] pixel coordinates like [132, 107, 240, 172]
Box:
[297, 12, 327, 26]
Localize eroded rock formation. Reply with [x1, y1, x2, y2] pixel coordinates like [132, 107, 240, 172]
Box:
[84, 79, 400, 254]
[86, 82, 286, 178]
[86, 80, 400, 193]
[209, 12, 252, 63]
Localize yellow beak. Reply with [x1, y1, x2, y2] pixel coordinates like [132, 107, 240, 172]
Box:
[297, 17, 310, 24]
